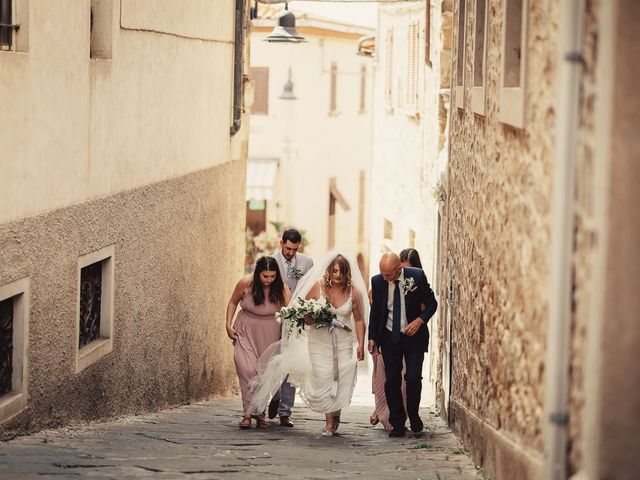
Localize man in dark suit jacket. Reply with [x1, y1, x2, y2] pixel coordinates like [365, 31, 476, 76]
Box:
[368, 252, 438, 437]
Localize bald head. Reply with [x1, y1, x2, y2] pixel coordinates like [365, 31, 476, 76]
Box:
[379, 253, 402, 281]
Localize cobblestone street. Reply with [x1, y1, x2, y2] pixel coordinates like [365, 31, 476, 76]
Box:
[0, 379, 479, 480]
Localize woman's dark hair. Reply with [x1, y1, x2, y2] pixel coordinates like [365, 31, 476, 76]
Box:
[252, 256, 285, 306]
[399, 248, 423, 269]
[281, 228, 302, 244]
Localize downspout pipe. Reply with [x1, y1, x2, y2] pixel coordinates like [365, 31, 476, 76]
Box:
[230, 0, 245, 137]
[543, 0, 585, 479]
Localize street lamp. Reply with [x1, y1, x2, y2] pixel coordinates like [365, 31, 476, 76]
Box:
[264, 7, 306, 43]
[279, 68, 298, 100]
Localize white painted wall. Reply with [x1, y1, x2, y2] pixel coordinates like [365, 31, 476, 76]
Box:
[369, 2, 448, 284]
[0, 0, 238, 224]
[249, 22, 374, 263]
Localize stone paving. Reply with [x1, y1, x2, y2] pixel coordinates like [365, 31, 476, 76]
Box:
[0, 381, 480, 480]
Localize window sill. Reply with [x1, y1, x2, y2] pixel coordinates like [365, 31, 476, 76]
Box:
[76, 337, 113, 373]
[455, 85, 464, 110]
[0, 391, 27, 424]
[499, 86, 525, 129]
[472, 86, 486, 116]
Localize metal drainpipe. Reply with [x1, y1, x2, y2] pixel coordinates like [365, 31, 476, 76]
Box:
[230, 0, 245, 137]
[543, 0, 585, 478]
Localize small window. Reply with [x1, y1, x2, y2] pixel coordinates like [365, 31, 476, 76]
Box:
[359, 64, 367, 114]
[76, 245, 115, 372]
[425, 0, 432, 66]
[0, 278, 29, 423]
[0, 0, 13, 50]
[455, 0, 467, 109]
[499, 0, 528, 128]
[472, 0, 488, 115]
[0, 0, 27, 52]
[90, 0, 113, 59]
[250, 67, 269, 115]
[406, 21, 420, 115]
[329, 62, 338, 115]
[384, 219, 393, 240]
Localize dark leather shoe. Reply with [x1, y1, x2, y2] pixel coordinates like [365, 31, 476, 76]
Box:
[389, 428, 406, 438]
[410, 417, 424, 433]
[280, 416, 294, 427]
[268, 398, 279, 419]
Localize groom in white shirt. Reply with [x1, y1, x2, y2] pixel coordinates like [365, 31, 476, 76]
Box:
[271, 229, 314, 427]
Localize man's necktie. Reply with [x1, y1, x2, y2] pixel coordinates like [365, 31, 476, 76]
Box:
[392, 280, 401, 342]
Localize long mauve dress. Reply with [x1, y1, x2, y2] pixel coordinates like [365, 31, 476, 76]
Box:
[233, 292, 281, 415]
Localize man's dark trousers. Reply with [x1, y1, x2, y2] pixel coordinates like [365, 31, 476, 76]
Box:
[380, 328, 425, 431]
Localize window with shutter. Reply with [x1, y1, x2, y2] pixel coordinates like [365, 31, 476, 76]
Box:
[250, 67, 269, 115]
[385, 28, 394, 110]
[406, 21, 419, 115]
[329, 62, 338, 114]
[359, 63, 367, 114]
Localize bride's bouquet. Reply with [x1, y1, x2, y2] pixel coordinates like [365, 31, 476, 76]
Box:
[276, 297, 352, 338]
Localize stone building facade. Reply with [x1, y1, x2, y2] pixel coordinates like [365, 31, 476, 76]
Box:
[0, 0, 250, 436]
[439, 0, 639, 479]
[370, 0, 453, 393]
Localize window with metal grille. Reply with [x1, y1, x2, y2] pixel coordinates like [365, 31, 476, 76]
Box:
[250, 67, 269, 115]
[79, 261, 103, 348]
[0, 0, 14, 50]
[0, 277, 29, 422]
[76, 246, 114, 372]
[0, 297, 14, 396]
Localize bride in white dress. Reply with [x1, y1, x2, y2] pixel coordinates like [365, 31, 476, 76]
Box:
[249, 252, 368, 436]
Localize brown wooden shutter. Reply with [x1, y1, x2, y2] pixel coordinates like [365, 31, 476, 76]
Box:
[385, 28, 394, 108]
[330, 62, 337, 113]
[359, 64, 367, 113]
[250, 67, 269, 115]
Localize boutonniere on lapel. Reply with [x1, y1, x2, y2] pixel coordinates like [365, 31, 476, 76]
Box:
[399, 277, 417, 295]
[288, 266, 305, 280]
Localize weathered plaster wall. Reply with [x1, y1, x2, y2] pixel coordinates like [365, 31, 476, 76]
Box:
[0, 0, 235, 224]
[443, 0, 558, 475]
[0, 162, 245, 437]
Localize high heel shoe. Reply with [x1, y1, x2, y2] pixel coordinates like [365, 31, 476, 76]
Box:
[321, 427, 334, 437]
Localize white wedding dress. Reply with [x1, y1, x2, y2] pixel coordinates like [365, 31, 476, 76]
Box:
[249, 251, 369, 418]
[300, 296, 358, 413]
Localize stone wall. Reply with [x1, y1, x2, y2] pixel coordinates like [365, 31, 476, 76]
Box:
[441, 0, 559, 475]
[0, 162, 245, 437]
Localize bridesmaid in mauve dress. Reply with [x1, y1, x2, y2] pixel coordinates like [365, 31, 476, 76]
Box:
[225, 256, 291, 429]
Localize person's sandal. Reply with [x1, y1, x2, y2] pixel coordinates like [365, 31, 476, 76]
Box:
[332, 415, 341, 433]
[254, 416, 270, 429]
[239, 415, 252, 429]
